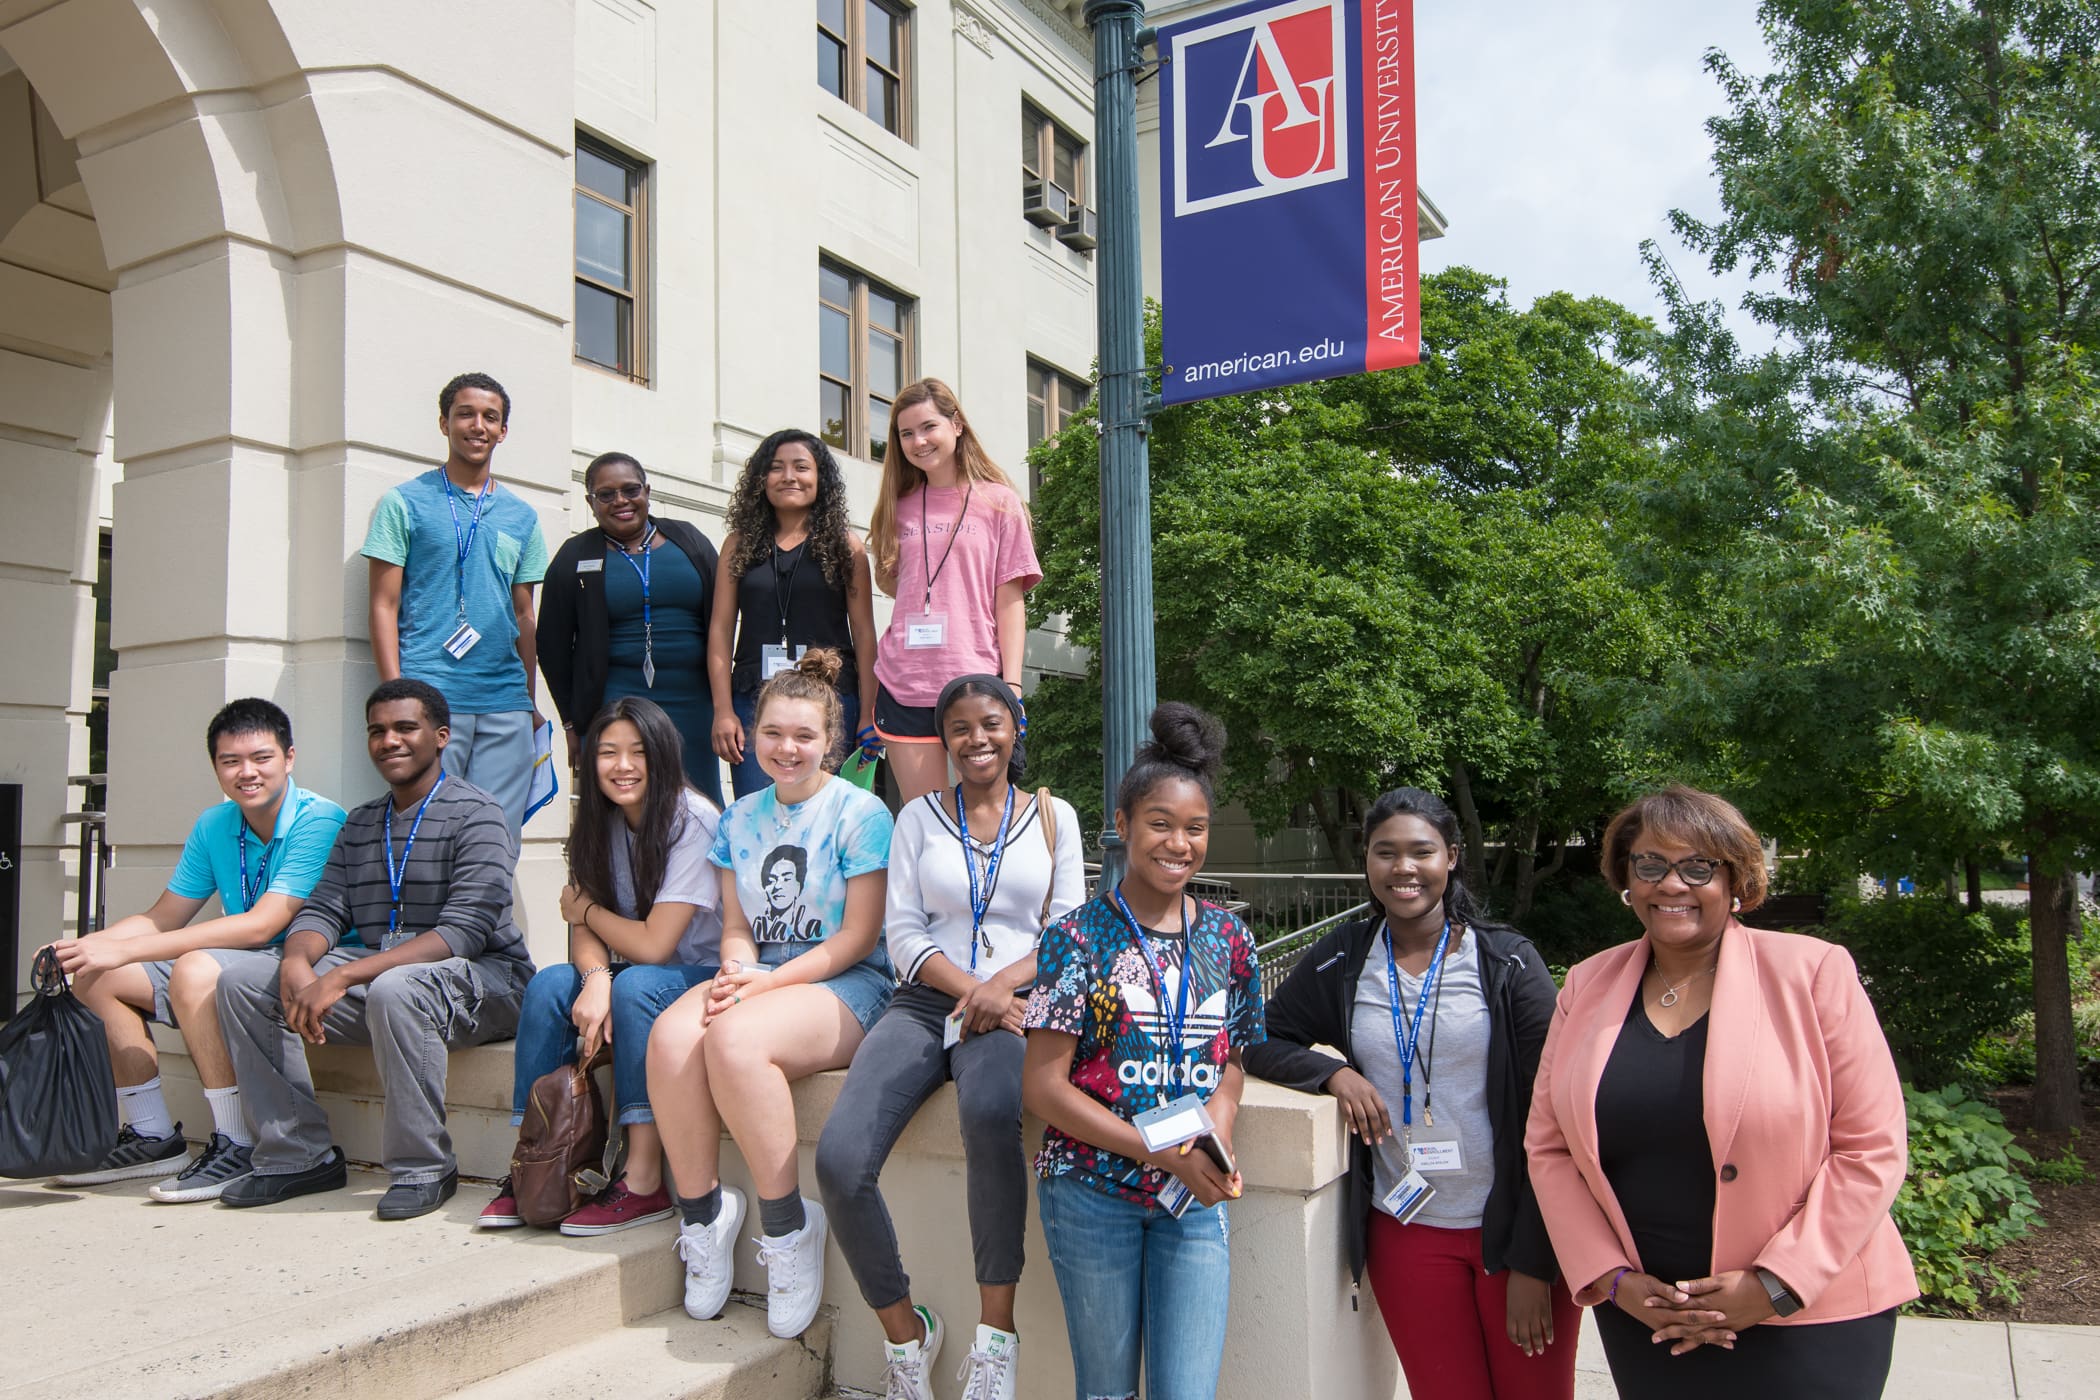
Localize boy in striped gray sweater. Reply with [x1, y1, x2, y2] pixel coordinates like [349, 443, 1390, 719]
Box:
[215, 678, 535, 1219]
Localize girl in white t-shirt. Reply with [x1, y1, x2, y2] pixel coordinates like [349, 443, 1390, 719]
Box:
[479, 696, 722, 1237]
[867, 378, 1042, 803]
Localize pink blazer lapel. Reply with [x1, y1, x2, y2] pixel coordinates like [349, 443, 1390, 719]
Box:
[1702, 921, 1760, 1173]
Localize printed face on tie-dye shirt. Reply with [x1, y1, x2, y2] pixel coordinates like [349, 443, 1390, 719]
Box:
[709, 776, 894, 973]
[1022, 892, 1265, 1206]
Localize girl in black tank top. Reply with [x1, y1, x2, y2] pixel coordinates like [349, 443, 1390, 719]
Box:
[707, 430, 878, 797]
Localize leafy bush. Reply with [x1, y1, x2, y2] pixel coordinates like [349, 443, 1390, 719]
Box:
[1516, 877, 1636, 973]
[1820, 896, 2029, 1084]
[2027, 1137, 2091, 1187]
[1963, 1002, 2100, 1088]
[1896, 1085, 2043, 1313]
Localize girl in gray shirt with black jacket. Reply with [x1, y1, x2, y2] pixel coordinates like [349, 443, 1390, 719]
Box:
[1247, 787, 1574, 1400]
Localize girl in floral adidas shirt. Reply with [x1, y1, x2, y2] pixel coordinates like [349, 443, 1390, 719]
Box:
[1021, 702, 1263, 1400]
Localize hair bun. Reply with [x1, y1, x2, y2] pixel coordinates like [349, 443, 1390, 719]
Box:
[794, 646, 845, 687]
[1139, 702, 1225, 780]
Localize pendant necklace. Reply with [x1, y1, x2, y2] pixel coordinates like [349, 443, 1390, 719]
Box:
[1656, 962, 1717, 1008]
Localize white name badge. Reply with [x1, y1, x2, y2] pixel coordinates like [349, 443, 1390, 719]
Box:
[762, 643, 802, 680]
[1382, 1167, 1437, 1224]
[1156, 1175, 1195, 1218]
[576, 558, 603, 573]
[943, 1006, 966, 1049]
[1133, 1093, 1214, 1153]
[905, 613, 948, 648]
[441, 621, 482, 659]
[1408, 1139, 1464, 1174]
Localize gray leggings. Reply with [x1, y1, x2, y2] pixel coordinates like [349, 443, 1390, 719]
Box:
[815, 982, 1028, 1309]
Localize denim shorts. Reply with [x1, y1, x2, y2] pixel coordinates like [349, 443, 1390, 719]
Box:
[757, 939, 895, 1033]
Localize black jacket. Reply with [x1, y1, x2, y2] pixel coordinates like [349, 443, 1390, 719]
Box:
[537, 518, 719, 731]
[1245, 917, 1560, 1299]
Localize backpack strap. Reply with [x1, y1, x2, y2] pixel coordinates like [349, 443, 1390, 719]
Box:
[1036, 788, 1057, 925]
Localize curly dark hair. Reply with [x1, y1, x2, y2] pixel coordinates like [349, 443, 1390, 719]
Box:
[723, 429, 854, 589]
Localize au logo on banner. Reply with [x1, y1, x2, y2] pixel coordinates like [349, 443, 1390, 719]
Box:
[1159, 0, 1419, 405]
[1173, 0, 1349, 215]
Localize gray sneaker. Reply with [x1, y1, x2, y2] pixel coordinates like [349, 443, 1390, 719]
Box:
[53, 1124, 188, 1187]
[148, 1133, 254, 1203]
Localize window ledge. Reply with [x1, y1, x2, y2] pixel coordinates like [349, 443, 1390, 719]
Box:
[815, 98, 922, 178]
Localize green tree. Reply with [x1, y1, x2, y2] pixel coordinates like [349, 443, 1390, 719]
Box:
[1029, 271, 1675, 920]
[1643, 0, 2100, 1127]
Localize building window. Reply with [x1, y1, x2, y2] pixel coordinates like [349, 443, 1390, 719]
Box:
[819, 0, 910, 139]
[1026, 359, 1092, 492]
[820, 260, 914, 463]
[574, 135, 648, 381]
[1022, 102, 1093, 248]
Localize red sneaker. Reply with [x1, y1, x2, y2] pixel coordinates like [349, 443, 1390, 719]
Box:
[559, 1178, 676, 1236]
[476, 1176, 525, 1229]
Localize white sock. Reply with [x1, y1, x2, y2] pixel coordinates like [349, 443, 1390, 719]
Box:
[117, 1078, 175, 1140]
[203, 1085, 252, 1147]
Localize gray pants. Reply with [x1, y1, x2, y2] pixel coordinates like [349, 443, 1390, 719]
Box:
[815, 983, 1028, 1309]
[215, 946, 526, 1185]
[440, 709, 534, 843]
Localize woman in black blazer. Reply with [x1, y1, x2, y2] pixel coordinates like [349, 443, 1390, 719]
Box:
[538, 452, 722, 802]
[1247, 787, 1573, 1400]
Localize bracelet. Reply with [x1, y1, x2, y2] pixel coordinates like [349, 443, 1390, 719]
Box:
[580, 902, 597, 928]
[1606, 1267, 1632, 1303]
[579, 965, 611, 985]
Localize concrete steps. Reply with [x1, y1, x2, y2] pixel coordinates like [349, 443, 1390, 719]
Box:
[0, 1171, 831, 1400]
[451, 1303, 831, 1400]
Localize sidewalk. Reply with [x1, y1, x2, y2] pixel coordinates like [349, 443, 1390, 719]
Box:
[1569, 1306, 2099, 1398]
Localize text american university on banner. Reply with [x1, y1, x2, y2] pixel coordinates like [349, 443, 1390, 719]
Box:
[1159, 0, 1419, 404]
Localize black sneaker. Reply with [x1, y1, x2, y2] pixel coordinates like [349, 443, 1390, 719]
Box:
[219, 1145, 348, 1208]
[52, 1125, 188, 1187]
[377, 1169, 458, 1221]
[147, 1133, 255, 1203]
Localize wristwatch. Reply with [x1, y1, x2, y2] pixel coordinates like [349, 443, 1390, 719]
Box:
[1755, 1267, 1802, 1317]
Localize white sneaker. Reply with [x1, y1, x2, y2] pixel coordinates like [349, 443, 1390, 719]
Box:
[880, 1305, 943, 1400]
[958, 1324, 1018, 1400]
[754, 1198, 828, 1338]
[675, 1185, 745, 1320]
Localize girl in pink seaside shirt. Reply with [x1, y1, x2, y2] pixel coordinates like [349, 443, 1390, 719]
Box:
[866, 378, 1042, 803]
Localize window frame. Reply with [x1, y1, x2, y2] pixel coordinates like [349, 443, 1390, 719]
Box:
[819, 0, 913, 141]
[820, 258, 917, 465]
[572, 132, 650, 384]
[1022, 100, 1088, 216]
[1025, 357, 1093, 495]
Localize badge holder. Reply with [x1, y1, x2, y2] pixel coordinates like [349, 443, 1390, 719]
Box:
[1134, 1094, 1214, 1154]
[905, 613, 948, 648]
[943, 1006, 966, 1049]
[442, 620, 482, 660]
[1382, 1166, 1437, 1225]
[761, 643, 803, 680]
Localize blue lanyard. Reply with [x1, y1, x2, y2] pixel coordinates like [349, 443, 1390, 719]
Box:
[384, 773, 446, 938]
[1113, 887, 1195, 1071]
[611, 524, 657, 687]
[956, 784, 1015, 974]
[444, 477, 496, 618]
[1385, 918, 1452, 1129]
[237, 821, 270, 910]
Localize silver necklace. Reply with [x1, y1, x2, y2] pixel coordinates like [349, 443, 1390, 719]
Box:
[1655, 962, 1717, 1008]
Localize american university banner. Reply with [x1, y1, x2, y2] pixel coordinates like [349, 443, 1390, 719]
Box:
[1158, 0, 1420, 404]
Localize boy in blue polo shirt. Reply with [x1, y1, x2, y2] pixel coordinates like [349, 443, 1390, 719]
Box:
[363, 371, 549, 843]
[49, 698, 348, 1201]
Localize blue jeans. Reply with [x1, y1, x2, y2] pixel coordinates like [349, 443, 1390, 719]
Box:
[728, 683, 859, 798]
[510, 962, 715, 1125]
[1036, 1173, 1232, 1400]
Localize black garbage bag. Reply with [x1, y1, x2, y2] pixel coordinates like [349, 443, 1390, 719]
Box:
[0, 946, 118, 1177]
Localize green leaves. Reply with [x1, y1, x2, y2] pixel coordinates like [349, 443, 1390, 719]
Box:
[1896, 1083, 2044, 1313]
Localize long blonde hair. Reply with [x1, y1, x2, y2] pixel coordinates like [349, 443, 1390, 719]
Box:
[868, 378, 1027, 580]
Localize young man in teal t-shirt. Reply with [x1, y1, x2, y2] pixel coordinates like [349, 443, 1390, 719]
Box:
[363, 372, 549, 842]
[49, 698, 348, 1201]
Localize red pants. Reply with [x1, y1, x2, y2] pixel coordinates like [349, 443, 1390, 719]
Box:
[1366, 1211, 1580, 1400]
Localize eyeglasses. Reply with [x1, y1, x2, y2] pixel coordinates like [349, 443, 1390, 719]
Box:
[1629, 853, 1726, 887]
[590, 482, 647, 504]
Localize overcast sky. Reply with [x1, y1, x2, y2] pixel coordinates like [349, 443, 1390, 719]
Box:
[1414, 0, 1772, 332]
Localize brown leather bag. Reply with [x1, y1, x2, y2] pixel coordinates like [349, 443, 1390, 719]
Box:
[510, 1049, 612, 1227]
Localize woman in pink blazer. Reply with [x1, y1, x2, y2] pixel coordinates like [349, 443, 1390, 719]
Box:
[1525, 786, 1916, 1398]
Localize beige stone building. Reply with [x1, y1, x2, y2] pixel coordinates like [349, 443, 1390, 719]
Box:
[1, 0, 1444, 971]
[1, 0, 1111, 971]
